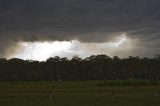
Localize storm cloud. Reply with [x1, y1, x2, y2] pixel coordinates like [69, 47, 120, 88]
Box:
[0, 0, 160, 58]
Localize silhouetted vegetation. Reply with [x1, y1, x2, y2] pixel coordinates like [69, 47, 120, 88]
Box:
[0, 55, 160, 81]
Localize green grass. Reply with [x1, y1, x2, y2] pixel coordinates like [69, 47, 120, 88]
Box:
[0, 81, 160, 106]
[96, 80, 160, 86]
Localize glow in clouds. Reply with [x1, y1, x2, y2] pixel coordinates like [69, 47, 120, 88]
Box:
[14, 41, 72, 61]
[9, 33, 133, 61]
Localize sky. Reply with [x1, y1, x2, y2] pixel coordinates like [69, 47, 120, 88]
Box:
[0, 0, 160, 60]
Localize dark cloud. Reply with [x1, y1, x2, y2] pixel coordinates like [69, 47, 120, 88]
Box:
[0, 0, 160, 57]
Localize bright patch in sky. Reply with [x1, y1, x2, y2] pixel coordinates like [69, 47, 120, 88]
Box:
[13, 41, 73, 61]
[8, 33, 133, 61]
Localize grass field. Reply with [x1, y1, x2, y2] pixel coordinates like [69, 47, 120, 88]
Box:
[0, 81, 160, 106]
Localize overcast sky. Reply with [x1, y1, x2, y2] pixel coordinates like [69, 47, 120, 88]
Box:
[0, 0, 160, 60]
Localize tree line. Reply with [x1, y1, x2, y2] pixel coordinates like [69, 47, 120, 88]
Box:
[0, 55, 160, 81]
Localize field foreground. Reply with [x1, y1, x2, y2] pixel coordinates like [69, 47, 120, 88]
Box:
[0, 81, 160, 106]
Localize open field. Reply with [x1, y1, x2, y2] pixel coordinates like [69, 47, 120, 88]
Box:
[0, 81, 160, 106]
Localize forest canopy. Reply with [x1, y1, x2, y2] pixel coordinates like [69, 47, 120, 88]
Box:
[0, 55, 160, 81]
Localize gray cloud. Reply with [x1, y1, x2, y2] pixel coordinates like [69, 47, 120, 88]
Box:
[0, 0, 160, 57]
